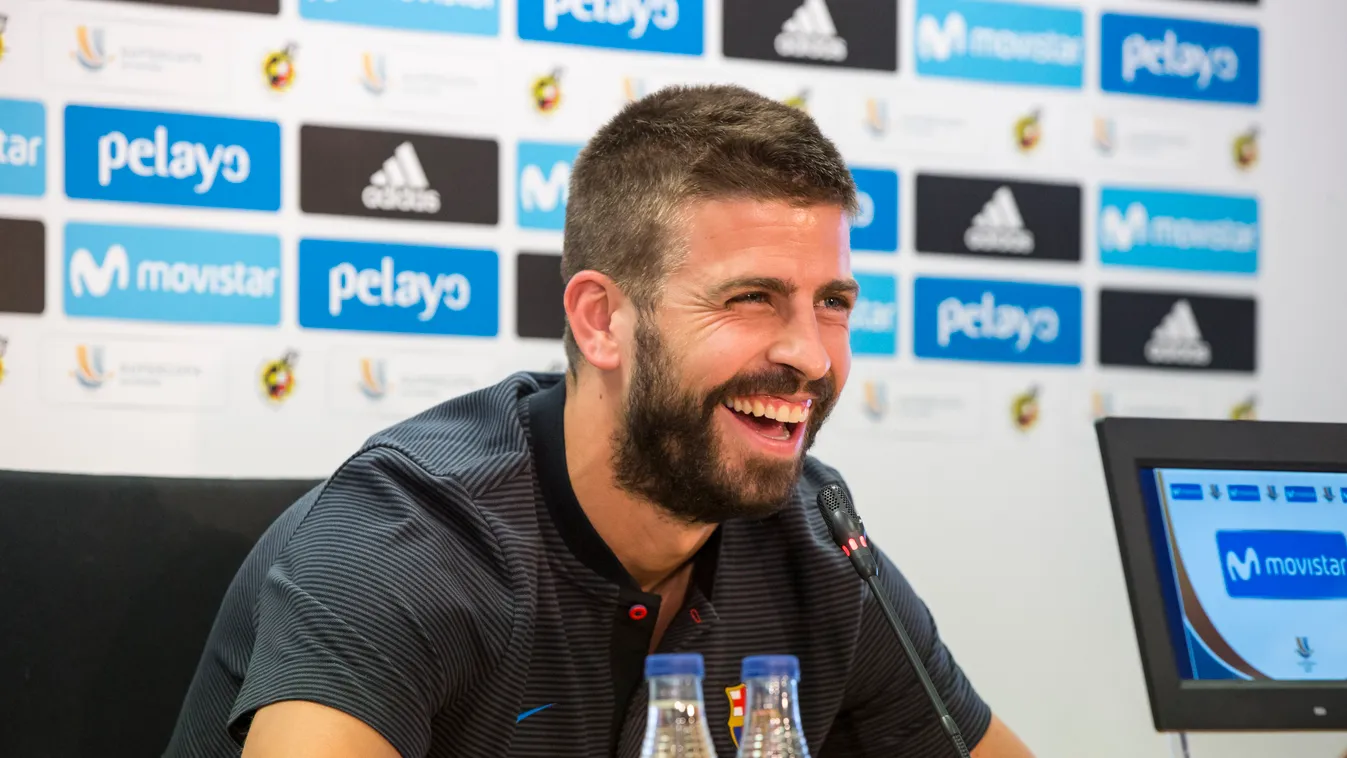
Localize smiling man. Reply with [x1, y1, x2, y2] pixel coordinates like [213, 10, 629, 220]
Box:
[167, 85, 1034, 758]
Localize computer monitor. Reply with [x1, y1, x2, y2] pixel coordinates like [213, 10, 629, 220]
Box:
[1096, 417, 1347, 731]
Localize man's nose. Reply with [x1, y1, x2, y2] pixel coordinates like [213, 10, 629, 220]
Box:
[766, 309, 831, 382]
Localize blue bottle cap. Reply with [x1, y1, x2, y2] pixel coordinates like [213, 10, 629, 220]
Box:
[742, 654, 800, 680]
[645, 653, 705, 678]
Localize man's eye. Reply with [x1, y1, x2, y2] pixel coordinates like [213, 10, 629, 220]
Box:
[822, 296, 853, 311]
[730, 292, 771, 305]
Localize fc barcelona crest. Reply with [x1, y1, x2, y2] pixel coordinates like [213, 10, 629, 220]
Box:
[726, 683, 745, 747]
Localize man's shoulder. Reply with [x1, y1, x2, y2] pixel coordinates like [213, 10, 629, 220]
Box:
[353, 370, 551, 496]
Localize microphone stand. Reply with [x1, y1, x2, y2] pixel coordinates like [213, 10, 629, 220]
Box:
[816, 484, 971, 758]
[865, 574, 971, 758]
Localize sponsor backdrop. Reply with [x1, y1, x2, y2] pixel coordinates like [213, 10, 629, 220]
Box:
[3, 0, 1346, 756]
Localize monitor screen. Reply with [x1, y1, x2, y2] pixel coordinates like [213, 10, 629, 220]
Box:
[1138, 467, 1347, 683]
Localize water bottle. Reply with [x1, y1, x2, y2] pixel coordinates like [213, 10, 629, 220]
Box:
[640, 653, 719, 758]
[736, 655, 810, 758]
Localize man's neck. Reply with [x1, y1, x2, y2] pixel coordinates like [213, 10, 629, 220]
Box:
[561, 375, 717, 591]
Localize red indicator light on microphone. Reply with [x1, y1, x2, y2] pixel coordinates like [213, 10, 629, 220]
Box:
[842, 545, 851, 556]
[860, 536, 868, 548]
[848, 538, 859, 552]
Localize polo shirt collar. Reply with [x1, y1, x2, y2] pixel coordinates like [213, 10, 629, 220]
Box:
[525, 375, 721, 600]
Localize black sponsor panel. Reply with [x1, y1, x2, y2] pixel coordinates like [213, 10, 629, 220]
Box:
[1099, 289, 1256, 373]
[915, 173, 1082, 262]
[92, 0, 280, 13]
[722, 0, 898, 72]
[300, 125, 498, 225]
[516, 252, 565, 340]
[0, 218, 45, 315]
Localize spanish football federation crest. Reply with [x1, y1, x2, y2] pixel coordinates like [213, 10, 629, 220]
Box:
[726, 684, 745, 747]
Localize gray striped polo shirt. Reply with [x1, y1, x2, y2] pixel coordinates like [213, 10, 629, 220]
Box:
[166, 371, 991, 757]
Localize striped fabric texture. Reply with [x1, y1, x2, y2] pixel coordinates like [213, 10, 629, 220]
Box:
[165, 371, 991, 757]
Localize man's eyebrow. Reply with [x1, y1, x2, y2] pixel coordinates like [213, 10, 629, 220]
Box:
[709, 277, 797, 298]
[819, 278, 860, 299]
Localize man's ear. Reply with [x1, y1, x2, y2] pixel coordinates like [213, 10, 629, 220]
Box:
[563, 271, 627, 372]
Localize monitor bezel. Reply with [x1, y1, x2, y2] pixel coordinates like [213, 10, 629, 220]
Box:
[1095, 416, 1347, 732]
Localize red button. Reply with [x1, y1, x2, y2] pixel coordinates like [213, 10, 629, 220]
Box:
[628, 604, 648, 621]
[689, 608, 702, 624]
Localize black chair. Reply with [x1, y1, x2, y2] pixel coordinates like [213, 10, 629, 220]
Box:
[0, 469, 320, 758]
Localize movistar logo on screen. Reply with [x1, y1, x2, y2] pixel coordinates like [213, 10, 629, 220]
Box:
[1216, 530, 1347, 600]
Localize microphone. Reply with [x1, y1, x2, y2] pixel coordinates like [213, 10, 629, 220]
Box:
[816, 483, 972, 758]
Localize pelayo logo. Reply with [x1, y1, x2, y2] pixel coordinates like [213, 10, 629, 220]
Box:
[64, 104, 281, 211]
[915, 0, 1084, 88]
[298, 238, 498, 337]
[1101, 13, 1260, 105]
[914, 276, 1081, 365]
[64, 222, 281, 326]
[518, 0, 703, 55]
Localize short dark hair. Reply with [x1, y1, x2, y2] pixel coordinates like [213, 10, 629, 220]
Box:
[560, 83, 858, 372]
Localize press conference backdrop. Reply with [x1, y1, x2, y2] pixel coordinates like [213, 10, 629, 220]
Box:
[1, 0, 1344, 756]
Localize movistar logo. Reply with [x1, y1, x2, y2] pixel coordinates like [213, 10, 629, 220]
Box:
[520, 160, 569, 213]
[1216, 530, 1347, 600]
[1225, 546, 1260, 581]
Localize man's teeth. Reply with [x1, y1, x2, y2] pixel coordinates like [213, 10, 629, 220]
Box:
[724, 397, 810, 423]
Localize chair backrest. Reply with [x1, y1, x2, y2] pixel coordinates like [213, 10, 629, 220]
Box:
[0, 469, 321, 758]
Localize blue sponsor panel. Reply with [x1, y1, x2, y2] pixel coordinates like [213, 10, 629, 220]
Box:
[913, 276, 1082, 365]
[299, 0, 499, 35]
[914, 0, 1084, 88]
[0, 98, 47, 197]
[64, 104, 281, 211]
[849, 167, 898, 253]
[1228, 485, 1261, 502]
[1170, 483, 1204, 501]
[518, 0, 703, 55]
[298, 238, 498, 337]
[1100, 13, 1260, 105]
[517, 141, 582, 231]
[850, 272, 897, 356]
[1217, 530, 1347, 600]
[1099, 187, 1259, 274]
[63, 222, 281, 325]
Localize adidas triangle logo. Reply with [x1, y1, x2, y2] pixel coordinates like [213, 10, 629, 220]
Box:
[963, 186, 1035, 254]
[1144, 299, 1212, 366]
[774, 0, 848, 62]
[361, 141, 442, 214]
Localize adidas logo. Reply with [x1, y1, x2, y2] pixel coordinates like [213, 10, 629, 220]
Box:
[964, 186, 1035, 254]
[774, 0, 848, 62]
[361, 141, 441, 214]
[1144, 299, 1212, 366]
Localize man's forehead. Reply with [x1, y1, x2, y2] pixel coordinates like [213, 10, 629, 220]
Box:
[678, 198, 850, 272]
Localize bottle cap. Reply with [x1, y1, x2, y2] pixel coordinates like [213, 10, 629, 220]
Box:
[645, 653, 705, 678]
[742, 654, 800, 680]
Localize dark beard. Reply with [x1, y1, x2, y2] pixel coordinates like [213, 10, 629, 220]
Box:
[611, 316, 838, 525]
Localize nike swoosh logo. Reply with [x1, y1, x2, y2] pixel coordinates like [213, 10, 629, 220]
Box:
[516, 703, 556, 723]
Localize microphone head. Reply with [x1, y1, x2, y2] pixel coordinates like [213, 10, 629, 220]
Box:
[816, 483, 862, 542]
[817, 482, 847, 516]
[816, 483, 879, 578]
